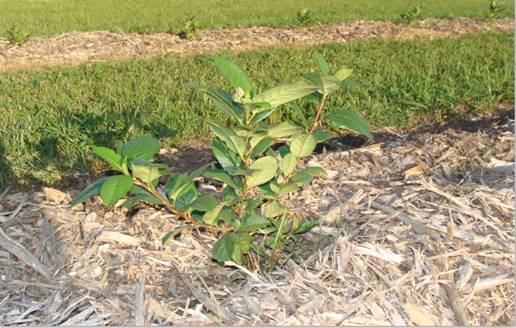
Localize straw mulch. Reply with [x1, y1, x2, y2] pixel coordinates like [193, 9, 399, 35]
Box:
[0, 17, 513, 72]
[0, 113, 514, 325]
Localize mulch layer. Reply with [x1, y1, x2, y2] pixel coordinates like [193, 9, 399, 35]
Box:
[0, 112, 514, 325]
[0, 17, 513, 72]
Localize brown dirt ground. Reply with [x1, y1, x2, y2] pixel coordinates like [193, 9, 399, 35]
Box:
[0, 111, 514, 325]
[0, 17, 513, 72]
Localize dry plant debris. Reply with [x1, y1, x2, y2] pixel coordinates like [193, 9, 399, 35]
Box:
[0, 113, 514, 325]
[0, 17, 512, 72]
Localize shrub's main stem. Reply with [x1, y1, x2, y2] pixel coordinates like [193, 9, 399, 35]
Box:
[309, 96, 327, 133]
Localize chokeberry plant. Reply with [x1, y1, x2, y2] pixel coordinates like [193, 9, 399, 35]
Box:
[71, 54, 370, 271]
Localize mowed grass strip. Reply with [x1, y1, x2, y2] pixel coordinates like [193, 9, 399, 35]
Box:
[0, 32, 513, 187]
[0, 0, 514, 37]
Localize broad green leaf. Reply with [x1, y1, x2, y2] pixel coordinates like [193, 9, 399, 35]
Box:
[239, 214, 269, 232]
[276, 183, 299, 195]
[203, 203, 224, 225]
[290, 134, 316, 158]
[204, 169, 241, 190]
[250, 137, 273, 158]
[121, 135, 160, 161]
[187, 84, 244, 123]
[280, 153, 297, 176]
[165, 174, 195, 200]
[69, 177, 108, 207]
[247, 156, 278, 188]
[208, 122, 246, 159]
[278, 146, 290, 158]
[313, 130, 336, 143]
[221, 187, 239, 205]
[212, 138, 242, 172]
[219, 207, 238, 226]
[212, 232, 239, 263]
[264, 201, 287, 218]
[315, 52, 331, 75]
[100, 175, 133, 207]
[161, 227, 187, 245]
[123, 185, 162, 208]
[93, 147, 124, 172]
[326, 109, 372, 140]
[305, 73, 340, 97]
[291, 171, 314, 185]
[190, 194, 217, 212]
[289, 102, 309, 129]
[212, 56, 254, 96]
[335, 68, 353, 81]
[130, 160, 169, 184]
[239, 233, 251, 252]
[188, 163, 211, 179]
[174, 186, 198, 212]
[234, 126, 267, 138]
[266, 121, 304, 138]
[292, 220, 318, 234]
[250, 109, 274, 124]
[302, 166, 326, 175]
[251, 78, 319, 109]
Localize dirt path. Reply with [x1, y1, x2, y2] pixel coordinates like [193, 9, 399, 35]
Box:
[0, 17, 513, 72]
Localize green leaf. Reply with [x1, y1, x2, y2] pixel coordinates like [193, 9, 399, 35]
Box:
[130, 160, 169, 184]
[69, 177, 108, 207]
[212, 56, 254, 96]
[247, 156, 278, 188]
[250, 109, 274, 124]
[266, 121, 304, 138]
[239, 232, 251, 252]
[174, 186, 198, 212]
[204, 169, 241, 190]
[250, 137, 273, 158]
[121, 135, 160, 161]
[315, 52, 331, 75]
[208, 122, 246, 159]
[219, 207, 238, 226]
[100, 175, 134, 207]
[302, 166, 326, 175]
[190, 194, 217, 212]
[280, 153, 297, 176]
[165, 174, 195, 201]
[123, 185, 162, 208]
[292, 220, 318, 234]
[186, 84, 244, 123]
[289, 102, 309, 129]
[290, 171, 314, 185]
[93, 147, 124, 172]
[264, 201, 287, 218]
[326, 109, 372, 140]
[290, 134, 316, 158]
[239, 213, 269, 232]
[305, 73, 340, 97]
[188, 163, 211, 179]
[335, 68, 353, 81]
[251, 78, 319, 109]
[212, 139, 242, 172]
[313, 130, 336, 143]
[212, 232, 239, 263]
[161, 227, 187, 245]
[203, 203, 224, 225]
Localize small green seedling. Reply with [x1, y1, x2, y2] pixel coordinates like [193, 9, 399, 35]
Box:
[5, 27, 30, 46]
[297, 8, 313, 26]
[72, 54, 371, 271]
[487, 0, 505, 20]
[179, 16, 200, 40]
[399, 5, 422, 25]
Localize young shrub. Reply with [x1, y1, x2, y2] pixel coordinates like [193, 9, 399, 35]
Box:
[399, 5, 422, 25]
[487, 0, 506, 20]
[188, 54, 370, 269]
[296, 8, 313, 26]
[5, 27, 30, 46]
[72, 54, 371, 271]
[179, 16, 200, 40]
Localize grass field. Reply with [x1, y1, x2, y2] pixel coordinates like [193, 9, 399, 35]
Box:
[0, 32, 513, 187]
[0, 0, 513, 37]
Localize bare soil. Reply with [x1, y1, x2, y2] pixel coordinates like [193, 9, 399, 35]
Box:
[0, 17, 513, 72]
[0, 112, 513, 325]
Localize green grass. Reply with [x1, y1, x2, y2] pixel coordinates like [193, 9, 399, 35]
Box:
[0, 32, 513, 187]
[0, 0, 513, 37]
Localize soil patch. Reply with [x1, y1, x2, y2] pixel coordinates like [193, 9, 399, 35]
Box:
[0, 17, 513, 72]
[0, 113, 513, 325]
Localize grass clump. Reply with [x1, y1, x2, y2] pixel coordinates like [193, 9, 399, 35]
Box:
[4, 27, 30, 46]
[0, 32, 513, 187]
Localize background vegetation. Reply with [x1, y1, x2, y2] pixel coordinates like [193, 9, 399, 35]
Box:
[0, 0, 513, 37]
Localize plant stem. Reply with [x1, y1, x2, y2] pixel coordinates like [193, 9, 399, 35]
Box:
[309, 96, 327, 133]
[134, 179, 229, 233]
